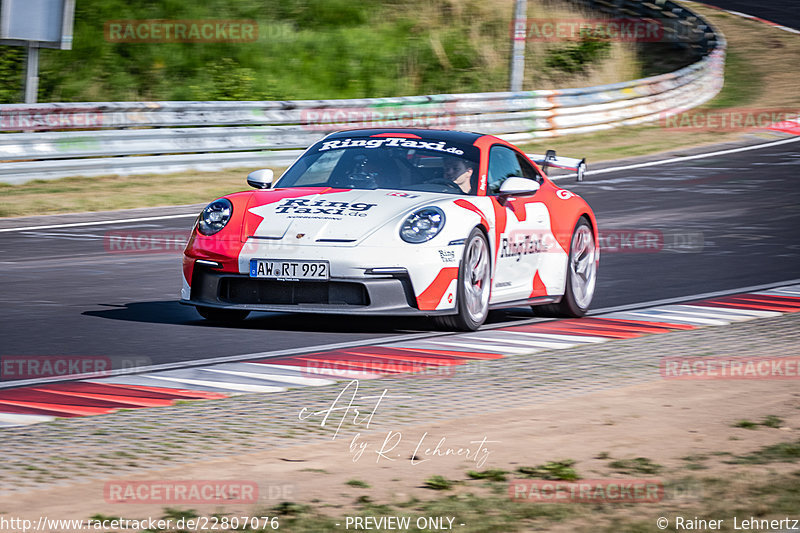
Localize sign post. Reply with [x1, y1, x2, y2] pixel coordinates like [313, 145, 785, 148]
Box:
[24, 42, 39, 103]
[510, 0, 527, 92]
[0, 0, 75, 103]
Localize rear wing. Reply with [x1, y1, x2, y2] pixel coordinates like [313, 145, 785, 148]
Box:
[528, 150, 586, 182]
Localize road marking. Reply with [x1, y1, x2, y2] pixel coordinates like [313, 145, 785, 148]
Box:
[461, 334, 576, 350]
[665, 305, 779, 322]
[420, 340, 538, 355]
[681, 304, 782, 318]
[201, 368, 334, 387]
[0, 413, 56, 427]
[586, 278, 800, 316]
[577, 136, 800, 178]
[501, 331, 608, 344]
[0, 213, 196, 234]
[2, 279, 799, 392]
[144, 375, 285, 394]
[607, 310, 731, 325]
[2, 284, 799, 424]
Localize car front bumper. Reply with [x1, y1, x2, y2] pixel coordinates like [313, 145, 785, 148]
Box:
[181, 263, 453, 316]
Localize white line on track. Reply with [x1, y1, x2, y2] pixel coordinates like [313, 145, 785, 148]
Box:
[584, 279, 800, 316]
[2, 278, 798, 391]
[1, 137, 799, 233]
[0, 213, 196, 234]
[578, 136, 800, 178]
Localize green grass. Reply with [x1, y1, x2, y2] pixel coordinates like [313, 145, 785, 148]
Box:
[607, 457, 662, 475]
[732, 440, 800, 464]
[423, 475, 456, 491]
[761, 415, 784, 428]
[137, 471, 800, 533]
[467, 469, 509, 482]
[516, 460, 579, 481]
[705, 49, 763, 109]
[733, 419, 759, 430]
[0, 0, 627, 103]
[345, 479, 370, 488]
[160, 507, 198, 521]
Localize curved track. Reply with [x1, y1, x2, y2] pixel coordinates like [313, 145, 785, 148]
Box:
[698, 0, 800, 30]
[0, 138, 798, 377]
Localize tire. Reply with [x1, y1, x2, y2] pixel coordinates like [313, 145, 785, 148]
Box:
[196, 306, 250, 323]
[434, 228, 491, 331]
[535, 217, 597, 318]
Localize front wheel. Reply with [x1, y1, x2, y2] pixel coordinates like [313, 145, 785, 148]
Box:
[535, 217, 597, 317]
[434, 228, 491, 331]
[196, 306, 251, 324]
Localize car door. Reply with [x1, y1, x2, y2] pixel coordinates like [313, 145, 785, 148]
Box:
[487, 144, 550, 303]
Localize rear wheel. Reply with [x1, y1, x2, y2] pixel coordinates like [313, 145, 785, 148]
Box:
[434, 228, 491, 331]
[535, 217, 597, 317]
[196, 306, 250, 324]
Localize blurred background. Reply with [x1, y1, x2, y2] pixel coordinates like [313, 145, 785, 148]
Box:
[0, 0, 687, 103]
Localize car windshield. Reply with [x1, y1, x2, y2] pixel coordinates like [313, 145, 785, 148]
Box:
[275, 135, 481, 195]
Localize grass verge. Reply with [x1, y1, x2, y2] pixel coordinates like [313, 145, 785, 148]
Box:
[115, 461, 800, 532]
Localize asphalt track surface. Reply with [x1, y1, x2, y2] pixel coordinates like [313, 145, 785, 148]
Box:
[1, 139, 799, 377]
[698, 0, 800, 30]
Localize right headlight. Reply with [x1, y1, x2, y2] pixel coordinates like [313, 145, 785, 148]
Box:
[198, 198, 233, 236]
[400, 207, 446, 243]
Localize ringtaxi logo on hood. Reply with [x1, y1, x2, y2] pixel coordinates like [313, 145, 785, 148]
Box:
[274, 198, 377, 216]
[318, 137, 465, 155]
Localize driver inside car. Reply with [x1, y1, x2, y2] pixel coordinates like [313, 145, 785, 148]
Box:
[443, 156, 475, 194]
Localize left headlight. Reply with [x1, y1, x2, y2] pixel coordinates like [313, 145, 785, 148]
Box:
[400, 206, 446, 243]
[198, 198, 233, 236]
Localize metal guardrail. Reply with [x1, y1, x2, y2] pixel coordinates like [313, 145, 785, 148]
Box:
[0, 0, 725, 184]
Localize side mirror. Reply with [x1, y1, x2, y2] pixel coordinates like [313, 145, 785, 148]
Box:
[498, 176, 540, 196]
[247, 169, 274, 189]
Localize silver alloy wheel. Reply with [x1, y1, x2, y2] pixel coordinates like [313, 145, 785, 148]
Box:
[569, 225, 597, 310]
[463, 234, 491, 321]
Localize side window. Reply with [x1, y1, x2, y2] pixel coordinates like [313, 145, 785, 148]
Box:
[516, 153, 542, 183]
[487, 146, 524, 195]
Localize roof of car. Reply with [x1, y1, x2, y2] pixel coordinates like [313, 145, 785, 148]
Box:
[325, 128, 487, 144]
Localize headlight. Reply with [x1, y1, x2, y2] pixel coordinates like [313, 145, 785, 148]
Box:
[198, 198, 233, 236]
[400, 207, 445, 243]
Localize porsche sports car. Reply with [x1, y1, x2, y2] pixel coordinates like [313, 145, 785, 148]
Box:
[181, 128, 598, 331]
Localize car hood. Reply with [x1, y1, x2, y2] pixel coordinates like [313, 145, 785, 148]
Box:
[241, 188, 452, 245]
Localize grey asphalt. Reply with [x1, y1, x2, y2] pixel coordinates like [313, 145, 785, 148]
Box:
[1, 138, 799, 377]
[698, 0, 800, 30]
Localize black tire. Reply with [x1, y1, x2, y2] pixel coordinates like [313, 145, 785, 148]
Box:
[434, 228, 491, 331]
[534, 217, 597, 318]
[196, 306, 250, 323]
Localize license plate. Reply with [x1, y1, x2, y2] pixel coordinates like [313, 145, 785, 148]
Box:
[249, 259, 329, 281]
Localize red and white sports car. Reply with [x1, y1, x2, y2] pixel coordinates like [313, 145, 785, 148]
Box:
[181, 129, 598, 330]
